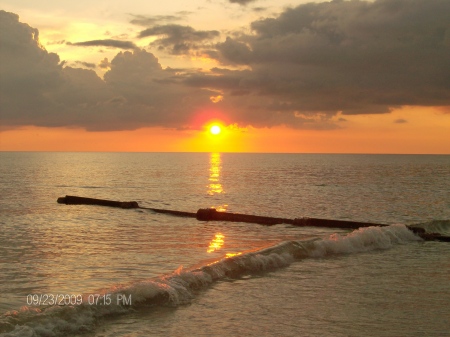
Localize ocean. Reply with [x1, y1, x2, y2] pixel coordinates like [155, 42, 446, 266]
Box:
[0, 152, 449, 337]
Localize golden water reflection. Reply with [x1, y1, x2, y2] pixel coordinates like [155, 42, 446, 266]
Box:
[207, 152, 223, 195]
[207, 233, 225, 253]
[225, 252, 242, 258]
[206, 233, 242, 258]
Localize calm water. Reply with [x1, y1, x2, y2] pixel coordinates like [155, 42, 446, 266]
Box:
[0, 152, 449, 336]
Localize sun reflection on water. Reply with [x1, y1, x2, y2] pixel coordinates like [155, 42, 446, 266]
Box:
[225, 252, 242, 258]
[208, 152, 223, 195]
[206, 233, 242, 258]
[207, 233, 225, 253]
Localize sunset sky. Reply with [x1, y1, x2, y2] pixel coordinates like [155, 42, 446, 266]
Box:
[0, 0, 449, 153]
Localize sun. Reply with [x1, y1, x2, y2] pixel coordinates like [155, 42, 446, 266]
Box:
[209, 125, 221, 135]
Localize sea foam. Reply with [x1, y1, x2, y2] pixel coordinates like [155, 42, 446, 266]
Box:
[0, 224, 422, 337]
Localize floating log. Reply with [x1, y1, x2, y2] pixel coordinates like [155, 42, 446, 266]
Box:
[57, 195, 139, 209]
[196, 208, 293, 225]
[196, 209, 384, 229]
[407, 226, 450, 242]
[293, 217, 385, 229]
[57, 195, 450, 242]
[141, 206, 197, 218]
[57, 195, 197, 217]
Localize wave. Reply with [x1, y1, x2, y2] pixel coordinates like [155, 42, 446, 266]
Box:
[0, 224, 422, 337]
[417, 219, 450, 235]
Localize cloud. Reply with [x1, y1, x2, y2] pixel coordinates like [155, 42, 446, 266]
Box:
[96, 49, 214, 130]
[181, 67, 338, 129]
[0, 10, 215, 131]
[138, 24, 220, 55]
[129, 14, 187, 26]
[252, 7, 267, 12]
[215, 37, 253, 64]
[47, 40, 66, 45]
[2, 1, 450, 133]
[212, 0, 450, 118]
[75, 61, 96, 69]
[67, 39, 137, 50]
[229, 0, 258, 5]
[0, 10, 64, 127]
[98, 57, 111, 69]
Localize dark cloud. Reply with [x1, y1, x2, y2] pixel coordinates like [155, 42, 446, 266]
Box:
[0, 10, 214, 131]
[181, 67, 338, 129]
[215, 37, 253, 64]
[213, 0, 450, 117]
[75, 61, 96, 69]
[2, 1, 450, 133]
[138, 24, 220, 55]
[67, 39, 137, 50]
[0, 10, 64, 127]
[129, 14, 185, 27]
[229, 0, 258, 5]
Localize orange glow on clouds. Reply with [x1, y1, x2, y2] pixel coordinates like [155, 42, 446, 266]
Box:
[190, 109, 230, 130]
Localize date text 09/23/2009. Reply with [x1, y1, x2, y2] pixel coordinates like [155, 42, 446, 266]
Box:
[26, 293, 132, 306]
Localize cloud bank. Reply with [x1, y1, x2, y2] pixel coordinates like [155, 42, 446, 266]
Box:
[0, 10, 213, 131]
[211, 0, 450, 117]
[1, 0, 450, 132]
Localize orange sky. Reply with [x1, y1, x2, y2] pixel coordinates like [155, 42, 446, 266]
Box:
[1, 107, 449, 153]
[1, 1, 450, 154]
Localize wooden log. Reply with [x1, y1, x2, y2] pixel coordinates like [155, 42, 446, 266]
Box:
[57, 195, 139, 209]
[293, 217, 386, 229]
[56, 196, 450, 242]
[196, 208, 294, 225]
[140, 206, 197, 218]
[57, 195, 197, 217]
[407, 226, 450, 242]
[196, 209, 382, 229]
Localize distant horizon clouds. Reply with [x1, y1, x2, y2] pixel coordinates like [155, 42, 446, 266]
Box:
[1, 0, 450, 133]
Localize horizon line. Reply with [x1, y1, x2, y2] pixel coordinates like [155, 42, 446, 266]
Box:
[1, 150, 449, 155]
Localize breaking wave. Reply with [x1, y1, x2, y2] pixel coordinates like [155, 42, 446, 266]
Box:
[0, 224, 422, 337]
[418, 219, 450, 236]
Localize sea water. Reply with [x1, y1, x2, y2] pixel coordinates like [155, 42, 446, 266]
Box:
[0, 152, 449, 336]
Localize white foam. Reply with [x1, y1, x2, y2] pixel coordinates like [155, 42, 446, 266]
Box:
[309, 224, 421, 257]
[0, 224, 422, 337]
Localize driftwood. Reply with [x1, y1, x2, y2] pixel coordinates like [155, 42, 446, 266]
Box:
[56, 195, 449, 242]
[57, 195, 197, 217]
[57, 195, 139, 209]
[197, 208, 384, 229]
[196, 208, 292, 225]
